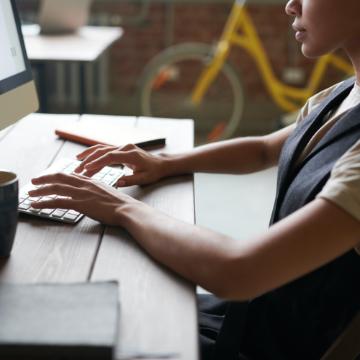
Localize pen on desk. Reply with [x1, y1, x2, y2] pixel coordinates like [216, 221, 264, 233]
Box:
[117, 352, 180, 360]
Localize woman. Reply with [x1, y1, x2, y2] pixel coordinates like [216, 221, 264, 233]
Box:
[30, 0, 360, 358]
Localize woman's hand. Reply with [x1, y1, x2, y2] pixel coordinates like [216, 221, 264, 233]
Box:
[29, 172, 144, 226]
[74, 144, 168, 187]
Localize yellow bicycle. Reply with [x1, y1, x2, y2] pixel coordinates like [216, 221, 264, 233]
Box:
[138, 0, 353, 143]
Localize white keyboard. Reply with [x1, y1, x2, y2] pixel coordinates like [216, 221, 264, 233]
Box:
[19, 158, 125, 224]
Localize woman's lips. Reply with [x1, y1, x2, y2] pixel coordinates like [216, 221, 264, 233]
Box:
[292, 24, 306, 42]
[295, 30, 307, 42]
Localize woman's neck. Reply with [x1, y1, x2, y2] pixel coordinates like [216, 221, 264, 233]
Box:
[344, 48, 360, 85]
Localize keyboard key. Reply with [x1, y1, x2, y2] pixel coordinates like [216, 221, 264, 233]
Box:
[52, 210, 67, 218]
[92, 173, 104, 181]
[19, 203, 31, 210]
[40, 209, 54, 216]
[63, 213, 79, 222]
[29, 208, 41, 214]
[103, 175, 115, 185]
[99, 168, 111, 175]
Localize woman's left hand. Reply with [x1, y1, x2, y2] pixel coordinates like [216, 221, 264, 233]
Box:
[29, 172, 142, 226]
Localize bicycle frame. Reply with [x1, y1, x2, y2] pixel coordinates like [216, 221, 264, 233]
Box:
[191, 1, 354, 113]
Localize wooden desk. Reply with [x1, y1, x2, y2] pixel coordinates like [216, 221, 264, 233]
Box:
[22, 26, 123, 113]
[0, 113, 198, 360]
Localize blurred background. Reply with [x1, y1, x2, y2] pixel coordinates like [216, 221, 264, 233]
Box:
[17, 0, 347, 139]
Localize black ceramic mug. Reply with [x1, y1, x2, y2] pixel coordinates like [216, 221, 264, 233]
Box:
[0, 171, 18, 257]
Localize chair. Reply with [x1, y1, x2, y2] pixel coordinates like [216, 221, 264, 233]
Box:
[321, 313, 360, 360]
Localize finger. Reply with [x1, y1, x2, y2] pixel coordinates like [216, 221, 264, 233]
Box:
[85, 151, 138, 172]
[76, 144, 112, 161]
[31, 198, 77, 210]
[116, 173, 146, 187]
[28, 184, 88, 199]
[75, 146, 116, 173]
[32, 172, 89, 187]
[119, 143, 137, 151]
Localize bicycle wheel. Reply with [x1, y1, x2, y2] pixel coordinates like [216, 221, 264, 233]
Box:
[138, 43, 245, 144]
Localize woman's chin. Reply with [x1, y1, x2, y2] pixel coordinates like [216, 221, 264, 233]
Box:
[301, 44, 325, 59]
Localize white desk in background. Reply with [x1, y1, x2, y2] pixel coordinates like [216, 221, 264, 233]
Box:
[22, 25, 123, 113]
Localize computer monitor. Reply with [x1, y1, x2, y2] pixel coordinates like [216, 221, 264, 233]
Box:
[0, 0, 38, 131]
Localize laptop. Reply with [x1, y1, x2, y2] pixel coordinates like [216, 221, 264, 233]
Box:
[38, 0, 93, 35]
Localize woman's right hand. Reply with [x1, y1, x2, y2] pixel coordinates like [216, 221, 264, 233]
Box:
[74, 143, 168, 187]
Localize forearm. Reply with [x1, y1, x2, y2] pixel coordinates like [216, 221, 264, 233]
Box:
[118, 202, 241, 297]
[119, 198, 360, 302]
[160, 136, 270, 176]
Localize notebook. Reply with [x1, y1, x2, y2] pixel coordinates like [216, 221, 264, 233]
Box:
[55, 121, 166, 150]
[0, 282, 119, 360]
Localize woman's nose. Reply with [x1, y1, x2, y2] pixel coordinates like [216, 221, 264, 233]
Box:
[285, 0, 301, 17]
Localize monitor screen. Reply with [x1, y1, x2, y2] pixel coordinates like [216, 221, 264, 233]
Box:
[0, 0, 38, 130]
[0, 0, 26, 82]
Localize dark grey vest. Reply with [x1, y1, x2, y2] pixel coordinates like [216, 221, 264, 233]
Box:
[271, 77, 360, 223]
[240, 78, 360, 360]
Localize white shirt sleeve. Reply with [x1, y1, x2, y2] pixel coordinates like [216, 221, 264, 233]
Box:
[317, 140, 360, 222]
[317, 140, 360, 253]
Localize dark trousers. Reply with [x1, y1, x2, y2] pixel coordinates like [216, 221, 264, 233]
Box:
[198, 294, 250, 360]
